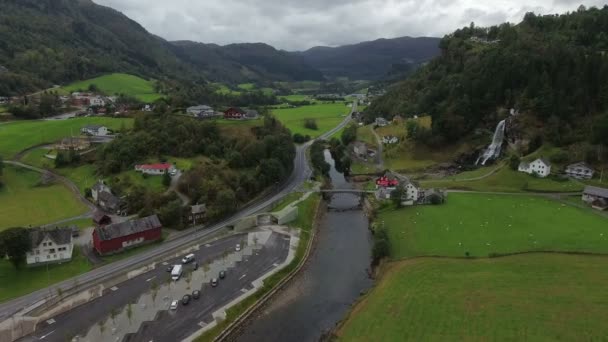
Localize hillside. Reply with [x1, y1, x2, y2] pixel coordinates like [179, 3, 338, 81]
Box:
[366, 7, 608, 154]
[293, 37, 441, 80]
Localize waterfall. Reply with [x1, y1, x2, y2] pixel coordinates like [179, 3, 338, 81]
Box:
[476, 119, 506, 165]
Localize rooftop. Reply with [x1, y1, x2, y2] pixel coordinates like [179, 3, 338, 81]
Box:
[30, 227, 73, 247]
[95, 215, 161, 241]
[136, 163, 174, 170]
[584, 185, 608, 198]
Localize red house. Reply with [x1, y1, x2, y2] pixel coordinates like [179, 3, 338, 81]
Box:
[376, 176, 399, 188]
[224, 107, 246, 119]
[92, 215, 162, 255]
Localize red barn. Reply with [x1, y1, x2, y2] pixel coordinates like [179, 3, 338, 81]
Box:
[224, 107, 246, 119]
[92, 215, 162, 255]
[376, 176, 399, 188]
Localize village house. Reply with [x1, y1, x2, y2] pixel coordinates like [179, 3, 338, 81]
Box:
[56, 137, 91, 151]
[224, 107, 247, 119]
[91, 181, 126, 215]
[187, 105, 214, 116]
[81, 124, 109, 136]
[376, 175, 399, 189]
[375, 117, 388, 127]
[382, 136, 399, 144]
[92, 211, 112, 226]
[582, 186, 608, 211]
[188, 204, 207, 225]
[92, 215, 162, 255]
[565, 162, 595, 180]
[134, 163, 176, 175]
[142, 104, 153, 112]
[518, 158, 551, 178]
[89, 96, 105, 107]
[26, 227, 74, 266]
[352, 141, 368, 159]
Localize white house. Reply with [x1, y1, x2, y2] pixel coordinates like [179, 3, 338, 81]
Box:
[90, 96, 105, 107]
[134, 163, 176, 175]
[382, 136, 399, 144]
[565, 162, 595, 180]
[404, 182, 420, 201]
[187, 105, 214, 117]
[81, 124, 109, 136]
[518, 158, 551, 178]
[26, 227, 74, 266]
[375, 117, 388, 127]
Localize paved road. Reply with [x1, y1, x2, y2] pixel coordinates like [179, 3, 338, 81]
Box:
[0, 107, 354, 322]
[370, 126, 384, 169]
[17, 232, 289, 342]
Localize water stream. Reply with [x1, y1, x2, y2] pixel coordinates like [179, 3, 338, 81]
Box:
[476, 119, 506, 165]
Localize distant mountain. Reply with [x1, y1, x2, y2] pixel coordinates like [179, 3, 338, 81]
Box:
[293, 37, 441, 80]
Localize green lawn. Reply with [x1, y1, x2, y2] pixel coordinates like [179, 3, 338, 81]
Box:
[380, 193, 608, 259]
[338, 254, 608, 342]
[109, 170, 166, 193]
[272, 103, 350, 137]
[421, 167, 584, 193]
[0, 166, 89, 230]
[0, 117, 133, 158]
[60, 73, 162, 102]
[213, 83, 241, 96]
[271, 192, 303, 212]
[278, 94, 311, 102]
[237, 83, 256, 90]
[356, 125, 378, 148]
[0, 248, 93, 303]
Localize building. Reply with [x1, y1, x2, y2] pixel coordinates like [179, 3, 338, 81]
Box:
[92, 215, 162, 255]
[518, 158, 551, 178]
[375, 117, 388, 127]
[352, 142, 368, 158]
[90, 96, 105, 107]
[382, 136, 399, 144]
[91, 180, 111, 202]
[565, 162, 595, 180]
[81, 124, 109, 136]
[91, 181, 125, 215]
[187, 105, 214, 117]
[188, 204, 207, 225]
[92, 211, 112, 226]
[224, 107, 247, 119]
[134, 163, 176, 175]
[376, 175, 399, 189]
[404, 181, 420, 201]
[582, 186, 608, 211]
[56, 137, 91, 151]
[245, 109, 259, 119]
[26, 227, 74, 266]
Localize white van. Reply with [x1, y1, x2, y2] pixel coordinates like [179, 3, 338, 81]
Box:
[171, 265, 183, 281]
[181, 253, 195, 264]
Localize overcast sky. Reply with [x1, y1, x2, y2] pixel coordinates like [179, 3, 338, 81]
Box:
[95, 0, 607, 50]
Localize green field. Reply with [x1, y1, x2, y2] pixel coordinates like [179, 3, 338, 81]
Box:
[381, 193, 608, 258]
[237, 83, 256, 90]
[421, 167, 584, 193]
[272, 103, 350, 137]
[0, 117, 133, 158]
[338, 254, 608, 342]
[110, 170, 166, 193]
[356, 125, 378, 148]
[0, 166, 88, 230]
[213, 83, 241, 96]
[278, 94, 311, 102]
[60, 73, 162, 102]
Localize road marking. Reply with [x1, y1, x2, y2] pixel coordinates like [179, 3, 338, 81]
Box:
[146, 276, 156, 282]
[273, 263, 279, 267]
[39, 330, 55, 339]
[46, 318, 56, 325]
[162, 261, 168, 266]
[205, 244, 211, 247]
[198, 321, 206, 327]
[110, 286, 119, 291]
[240, 288, 248, 293]
[239, 274, 246, 280]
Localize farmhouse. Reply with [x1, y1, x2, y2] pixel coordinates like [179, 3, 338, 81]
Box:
[134, 163, 175, 175]
[89, 96, 105, 107]
[188, 204, 207, 225]
[93, 215, 162, 255]
[91, 181, 125, 215]
[187, 105, 215, 117]
[224, 107, 247, 119]
[518, 158, 551, 178]
[582, 186, 608, 211]
[375, 117, 388, 127]
[26, 227, 74, 266]
[565, 162, 595, 179]
[81, 124, 109, 136]
[376, 175, 399, 189]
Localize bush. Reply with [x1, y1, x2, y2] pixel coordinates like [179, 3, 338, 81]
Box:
[293, 133, 311, 143]
[304, 118, 318, 130]
[509, 155, 520, 170]
[550, 151, 568, 164]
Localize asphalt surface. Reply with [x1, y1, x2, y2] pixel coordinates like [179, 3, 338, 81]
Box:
[17, 232, 290, 342]
[0, 107, 353, 322]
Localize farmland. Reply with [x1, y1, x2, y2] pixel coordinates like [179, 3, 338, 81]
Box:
[0, 117, 132, 158]
[338, 254, 608, 342]
[272, 103, 350, 137]
[0, 166, 88, 230]
[60, 73, 163, 102]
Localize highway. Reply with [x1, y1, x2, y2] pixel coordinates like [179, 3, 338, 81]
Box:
[0, 105, 354, 322]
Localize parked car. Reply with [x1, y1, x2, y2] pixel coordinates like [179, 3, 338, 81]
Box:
[181, 294, 191, 305]
[211, 278, 218, 287]
[170, 300, 178, 310]
[192, 290, 200, 300]
[219, 270, 226, 279]
[235, 244, 241, 252]
[181, 253, 195, 264]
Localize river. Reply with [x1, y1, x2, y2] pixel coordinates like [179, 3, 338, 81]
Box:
[235, 150, 373, 342]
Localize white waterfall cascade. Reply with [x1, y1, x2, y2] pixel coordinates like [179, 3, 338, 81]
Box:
[476, 119, 506, 165]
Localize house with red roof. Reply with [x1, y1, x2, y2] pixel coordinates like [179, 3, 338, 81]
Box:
[224, 107, 247, 119]
[93, 215, 162, 255]
[134, 162, 176, 175]
[375, 175, 399, 189]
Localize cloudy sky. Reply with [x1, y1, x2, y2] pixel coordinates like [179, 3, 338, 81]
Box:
[95, 0, 607, 50]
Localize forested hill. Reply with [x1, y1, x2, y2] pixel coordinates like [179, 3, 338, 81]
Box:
[293, 37, 441, 80]
[366, 6, 608, 144]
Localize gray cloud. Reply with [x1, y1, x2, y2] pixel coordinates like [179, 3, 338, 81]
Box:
[94, 0, 606, 50]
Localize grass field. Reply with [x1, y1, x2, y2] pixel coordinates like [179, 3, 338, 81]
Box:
[338, 254, 608, 342]
[0, 248, 93, 303]
[0, 117, 133, 158]
[380, 193, 608, 258]
[0, 166, 89, 230]
[237, 83, 256, 90]
[60, 73, 162, 102]
[213, 83, 241, 96]
[110, 170, 166, 193]
[272, 103, 350, 137]
[278, 94, 311, 102]
[421, 167, 584, 193]
[356, 125, 378, 148]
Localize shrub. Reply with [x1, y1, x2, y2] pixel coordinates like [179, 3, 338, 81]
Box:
[304, 118, 318, 130]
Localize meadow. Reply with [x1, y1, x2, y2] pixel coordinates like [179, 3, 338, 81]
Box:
[272, 103, 350, 137]
[60, 73, 163, 102]
[0, 166, 88, 230]
[380, 193, 608, 258]
[338, 254, 608, 342]
[0, 117, 133, 158]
